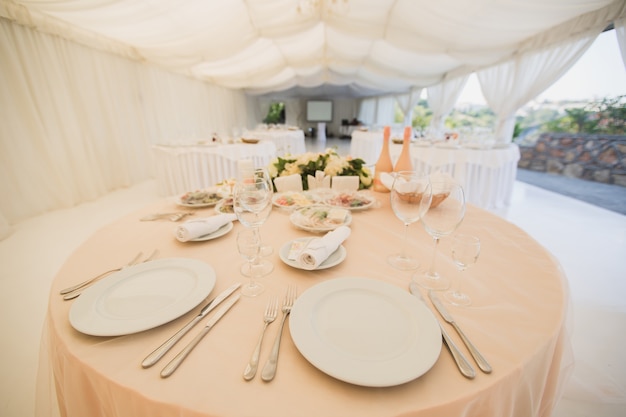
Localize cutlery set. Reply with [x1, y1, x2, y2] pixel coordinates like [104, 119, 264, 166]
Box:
[63, 250, 487, 382]
[259, 285, 297, 382]
[141, 284, 297, 380]
[409, 283, 492, 379]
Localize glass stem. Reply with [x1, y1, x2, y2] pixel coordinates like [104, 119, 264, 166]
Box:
[454, 268, 466, 295]
[428, 237, 440, 276]
[400, 223, 409, 258]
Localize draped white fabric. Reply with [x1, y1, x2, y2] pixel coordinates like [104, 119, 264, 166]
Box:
[426, 75, 469, 137]
[0, 18, 252, 225]
[478, 31, 600, 144]
[1, 0, 622, 98]
[1, 0, 625, 230]
[395, 88, 423, 127]
[616, 18, 626, 69]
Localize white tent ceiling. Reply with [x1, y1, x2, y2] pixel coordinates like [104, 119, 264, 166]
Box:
[2, 0, 624, 98]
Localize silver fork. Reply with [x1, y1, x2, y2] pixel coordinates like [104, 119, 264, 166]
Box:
[62, 250, 159, 300]
[59, 251, 143, 295]
[243, 296, 278, 380]
[261, 285, 297, 382]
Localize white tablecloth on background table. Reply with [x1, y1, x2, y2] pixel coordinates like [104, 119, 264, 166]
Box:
[243, 128, 306, 156]
[151, 142, 277, 196]
[349, 130, 384, 164]
[349, 131, 520, 209]
[389, 144, 520, 209]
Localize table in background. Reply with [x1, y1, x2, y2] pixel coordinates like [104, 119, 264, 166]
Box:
[243, 127, 306, 156]
[37, 195, 572, 417]
[389, 144, 520, 209]
[349, 130, 520, 209]
[151, 142, 277, 196]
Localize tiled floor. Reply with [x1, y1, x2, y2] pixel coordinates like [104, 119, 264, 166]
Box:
[1, 138, 624, 416]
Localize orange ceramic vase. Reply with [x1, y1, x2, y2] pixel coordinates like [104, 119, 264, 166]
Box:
[393, 126, 413, 172]
[373, 126, 393, 192]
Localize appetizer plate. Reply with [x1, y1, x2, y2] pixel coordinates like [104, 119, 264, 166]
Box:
[289, 277, 441, 387]
[190, 222, 233, 242]
[175, 189, 223, 208]
[272, 191, 318, 209]
[215, 197, 234, 214]
[279, 237, 346, 270]
[324, 192, 376, 211]
[289, 205, 352, 233]
[69, 258, 216, 336]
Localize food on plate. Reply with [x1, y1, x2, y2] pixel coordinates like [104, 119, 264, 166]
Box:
[179, 190, 222, 206]
[291, 206, 349, 230]
[325, 192, 373, 209]
[215, 197, 234, 214]
[273, 192, 316, 208]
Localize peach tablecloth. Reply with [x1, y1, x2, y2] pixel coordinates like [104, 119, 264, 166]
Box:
[37, 193, 572, 417]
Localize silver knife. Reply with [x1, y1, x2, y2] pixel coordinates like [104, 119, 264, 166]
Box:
[160, 293, 241, 378]
[142, 282, 241, 368]
[409, 283, 476, 379]
[428, 290, 492, 373]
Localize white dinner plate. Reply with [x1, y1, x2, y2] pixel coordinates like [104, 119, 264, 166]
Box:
[190, 221, 233, 242]
[289, 277, 441, 387]
[69, 258, 216, 336]
[289, 205, 352, 233]
[279, 237, 346, 270]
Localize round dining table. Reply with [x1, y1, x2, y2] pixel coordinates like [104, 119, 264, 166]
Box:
[37, 189, 572, 417]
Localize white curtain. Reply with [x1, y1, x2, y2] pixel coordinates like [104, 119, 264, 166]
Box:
[357, 98, 377, 126]
[478, 33, 599, 144]
[0, 18, 251, 226]
[426, 75, 469, 137]
[375, 96, 396, 127]
[395, 87, 423, 127]
[616, 17, 626, 69]
[476, 1, 626, 144]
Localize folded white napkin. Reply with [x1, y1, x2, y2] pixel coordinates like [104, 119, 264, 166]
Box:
[175, 214, 237, 242]
[307, 170, 331, 190]
[296, 226, 351, 270]
[331, 176, 359, 191]
[274, 174, 303, 192]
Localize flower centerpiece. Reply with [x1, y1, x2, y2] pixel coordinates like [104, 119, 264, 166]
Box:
[268, 148, 372, 191]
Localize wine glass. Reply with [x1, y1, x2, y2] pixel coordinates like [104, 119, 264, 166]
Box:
[445, 234, 480, 306]
[236, 229, 264, 297]
[233, 168, 274, 275]
[387, 171, 432, 270]
[413, 178, 466, 290]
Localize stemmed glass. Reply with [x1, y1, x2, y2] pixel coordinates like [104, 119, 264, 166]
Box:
[236, 229, 264, 297]
[445, 234, 480, 306]
[233, 168, 274, 276]
[413, 178, 466, 290]
[388, 171, 432, 270]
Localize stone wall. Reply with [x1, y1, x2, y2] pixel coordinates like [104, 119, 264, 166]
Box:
[518, 133, 626, 187]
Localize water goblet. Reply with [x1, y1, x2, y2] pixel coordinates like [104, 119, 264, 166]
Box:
[413, 177, 466, 290]
[233, 168, 274, 275]
[236, 229, 265, 297]
[387, 171, 432, 270]
[445, 234, 480, 306]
